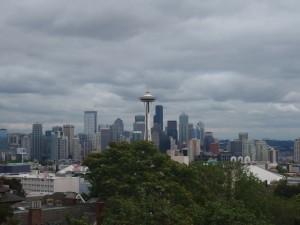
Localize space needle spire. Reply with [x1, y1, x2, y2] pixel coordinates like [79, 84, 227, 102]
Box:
[139, 91, 156, 141]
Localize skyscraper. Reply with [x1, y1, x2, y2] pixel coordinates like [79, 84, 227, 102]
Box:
[32, 123, 43, 161]
[195, 121, 204, 149]
[239, 132, 248, 141]
[84, 111, 97, 150]
[45, 130, 52, 160]
[188, 123, 194, 141]
[0, 129, 8, 152]
[255, 140, 268, 162]
[100, 128, 110, 153]
[50, 126, 63, 162]
[242, 139, 256, 161]
[151, 123, 161, 148]
[113, 118, 124, 143]
[179, 112, 189, 145]
[140, 91, 156, 141]
[188, 138, 201, 162]
[268, 148, 279, 163]
[73, 137, 81, 162]
[153, 105, 163, 131]
[133, 115, 145, 139]
[63, 124, 75, 158]
[204, 132, 214, 152]
[294, 138, 300, 163]
[167, 120, 178, 144]
[227, 139, 242, 157]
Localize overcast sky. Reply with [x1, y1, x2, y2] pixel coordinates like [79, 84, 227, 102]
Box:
[1, 0, 300, 140]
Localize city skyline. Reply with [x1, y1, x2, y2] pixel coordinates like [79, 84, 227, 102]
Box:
[1, 1, 300, 139]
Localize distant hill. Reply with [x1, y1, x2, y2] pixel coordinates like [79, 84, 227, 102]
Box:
[264, 140, 293, 152]
[219, 139, 294, 153]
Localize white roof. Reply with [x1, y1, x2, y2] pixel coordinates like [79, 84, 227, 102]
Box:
[245, 165, 284, 184]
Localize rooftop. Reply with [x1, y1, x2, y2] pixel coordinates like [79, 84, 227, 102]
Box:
[245, 165, 284, 184]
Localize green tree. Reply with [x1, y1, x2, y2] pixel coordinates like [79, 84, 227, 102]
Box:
[65, 214, 90, 225]
[273, 179, 300, 199]
[84, 141, 200, 224]
[0, 177, 26, 197]
[0, 202, 13, 224]
[83, 141, 281, 224]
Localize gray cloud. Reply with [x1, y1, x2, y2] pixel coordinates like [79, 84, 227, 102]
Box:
[1, 0, 300, 139]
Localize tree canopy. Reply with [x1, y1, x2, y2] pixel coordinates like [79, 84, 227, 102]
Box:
[84, 141, 300, 225]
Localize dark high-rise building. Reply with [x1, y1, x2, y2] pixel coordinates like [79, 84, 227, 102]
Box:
[226, 139, 242, 157]
[153, 105, 163, 131]
[84, 111, 97, 150]
[100, 128, 110, 153]
[159, 131, 170, 153]
[188, 123, 194, 142]
[135, 115, 145, 123]
[179, 112, 189, 145]
[204, 132, 214, 152]
[31, 123, 43, 161]
[0, 128, 8, 152]
[63, 124, 75, 158]
[111, 118, 124, 143]
[167, 120, 178, 144]
[151, 123, 161, 148]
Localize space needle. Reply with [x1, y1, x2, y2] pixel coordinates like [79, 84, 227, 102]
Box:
[140, 91, 156, 141]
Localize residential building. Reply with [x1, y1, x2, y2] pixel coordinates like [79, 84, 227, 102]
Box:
[255, 140, 268, 162]
[242, 139, 256, 161]
[268, 148, 279, 163]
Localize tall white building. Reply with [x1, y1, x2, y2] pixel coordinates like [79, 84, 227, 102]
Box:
[255, 140, 268, 162]
[188, 138, 201, 162]
[242, 139, 256, 161]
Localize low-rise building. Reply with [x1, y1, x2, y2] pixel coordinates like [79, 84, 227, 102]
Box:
[4, 171, 90, 196]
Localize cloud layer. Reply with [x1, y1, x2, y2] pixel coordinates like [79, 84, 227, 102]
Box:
[1, 0, 300, 139]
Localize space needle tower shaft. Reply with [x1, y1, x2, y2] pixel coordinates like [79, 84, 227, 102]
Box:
[139, 91, 156, 141]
